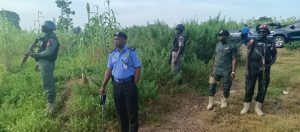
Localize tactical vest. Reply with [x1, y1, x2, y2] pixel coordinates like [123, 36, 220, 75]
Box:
[172, 34, 186, 54]
[39, 33, 60, 61]
[248, 38, 275, 66]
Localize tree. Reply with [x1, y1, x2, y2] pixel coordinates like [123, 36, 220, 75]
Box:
[0, 10, 20, 29]
[256, 16, 273, 24]
[55, 0, 75, 31]
[72, 26, 81, 34]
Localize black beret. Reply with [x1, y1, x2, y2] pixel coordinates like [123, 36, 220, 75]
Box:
[114, 32, 127, 39]
[217, 30, 230, 36]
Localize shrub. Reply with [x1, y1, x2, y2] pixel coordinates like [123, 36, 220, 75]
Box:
[285, 41, 300, 50]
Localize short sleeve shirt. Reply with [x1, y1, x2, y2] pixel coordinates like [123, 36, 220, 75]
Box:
[214, 42, 237, 71]
[107, 45, 142, 79]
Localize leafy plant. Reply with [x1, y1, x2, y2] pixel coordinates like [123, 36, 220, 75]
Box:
[285, 41, 300, 50]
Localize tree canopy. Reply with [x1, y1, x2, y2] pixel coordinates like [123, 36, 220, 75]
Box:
[0, 10, 21, 29]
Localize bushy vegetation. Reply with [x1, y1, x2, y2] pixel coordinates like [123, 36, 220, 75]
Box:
[285, 41, 300, 50]
[0, 2, 299, 131]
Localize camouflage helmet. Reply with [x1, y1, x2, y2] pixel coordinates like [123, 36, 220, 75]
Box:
[42, 20, 56, 30]
[175, 24, 185, 31]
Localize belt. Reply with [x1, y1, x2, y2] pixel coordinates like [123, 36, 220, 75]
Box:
[113, 76, 134, 84]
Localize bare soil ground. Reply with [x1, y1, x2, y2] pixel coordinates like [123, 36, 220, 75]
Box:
[140, 48, 300, 132]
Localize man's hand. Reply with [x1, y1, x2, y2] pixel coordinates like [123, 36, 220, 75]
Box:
[174, 59, 177, 65]
[29, 52, 38, 58]
[134, 67, 141, 86]
[99, 69, 112, 95]
[35, 64, 40, 72]
[248, 39, 255, 46]
[99, 86, 106, 95]
[134, 80, 139, 86]
[230, 72, 236, 81]
[174, 54, 179, 65]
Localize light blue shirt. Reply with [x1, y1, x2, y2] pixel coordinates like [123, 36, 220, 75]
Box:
[107, 44, 141, 80]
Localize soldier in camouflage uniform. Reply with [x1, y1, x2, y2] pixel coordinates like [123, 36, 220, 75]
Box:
[207, 30, 237, 110]
[171, 24, 186, 73]
[30, 20, 60, 114]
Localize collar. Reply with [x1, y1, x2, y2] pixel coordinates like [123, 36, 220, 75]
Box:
[220, 41, 228, 45]
[44, 32, 55, 38]
[116, 44, 128, 53]
[177, 32, 184, 36]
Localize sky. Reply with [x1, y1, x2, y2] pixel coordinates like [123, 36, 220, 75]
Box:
[0, 0, 299, 30]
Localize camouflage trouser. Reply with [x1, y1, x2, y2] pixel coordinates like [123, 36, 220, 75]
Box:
[208, 70, 232, 98]
[39, 60, 56, 103]
[171, 51, 182, 73]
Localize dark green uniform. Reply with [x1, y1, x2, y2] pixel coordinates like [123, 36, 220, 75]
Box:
[33, 33, 60, 103]
[244, 38, 277, 103]
[209, 42, 237, 98]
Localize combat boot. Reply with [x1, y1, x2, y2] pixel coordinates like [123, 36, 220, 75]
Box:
[220, 97, 228, 108]
[47, 103, 55, 115]
[255, 102, 264, 116]
[240, 102, 251, 114]
[207, 96, 214, 110]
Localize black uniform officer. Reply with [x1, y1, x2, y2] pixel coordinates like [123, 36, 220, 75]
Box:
[241, 24, 277, 116]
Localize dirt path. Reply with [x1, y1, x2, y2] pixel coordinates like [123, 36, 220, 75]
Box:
[139, 78, 245, 132]
[139, 93, 208, 132]
[61, 80, 72, 114]
[140, 48, 300, 132]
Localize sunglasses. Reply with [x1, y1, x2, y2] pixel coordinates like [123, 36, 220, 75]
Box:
[258, 30, 267, 33]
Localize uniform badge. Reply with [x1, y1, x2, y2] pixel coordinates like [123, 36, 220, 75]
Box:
[122, 56, 129, 69]
[47, 40, 52, 47]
